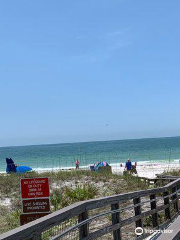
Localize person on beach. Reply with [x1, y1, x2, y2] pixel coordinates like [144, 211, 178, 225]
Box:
[75, 159, 80, 169]
[125, 158, 132, 173]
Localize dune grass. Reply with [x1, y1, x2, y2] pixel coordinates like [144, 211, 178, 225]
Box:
[0, 170, 149, 234]
[162, 169, 180, 176]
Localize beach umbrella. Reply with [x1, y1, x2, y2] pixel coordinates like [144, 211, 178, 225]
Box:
[103, 161, 108, 166]
[94, 161, 109, 170]
[16, 166, 32, 173]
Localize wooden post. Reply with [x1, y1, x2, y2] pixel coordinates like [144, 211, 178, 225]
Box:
[154, 179, 157, 186]
[171, 186, 179, 212]
[150, 194, 158, 228]
[144, 179, 146, 185]
[163, 191, 171, 220]
[111, 203, 121, 240]
[78, 211, 89, 239]
[133, 197, 143, 228]
[161, 179, 163, 186]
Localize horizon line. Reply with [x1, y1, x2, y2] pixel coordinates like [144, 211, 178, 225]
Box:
[1, 135, 180, 149]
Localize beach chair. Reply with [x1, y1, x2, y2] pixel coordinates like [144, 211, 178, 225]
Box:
[6, 158, 17, 173]
[6, 158, 32, 173]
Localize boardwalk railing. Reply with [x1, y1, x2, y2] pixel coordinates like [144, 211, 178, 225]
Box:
[0, 178, 180, 240]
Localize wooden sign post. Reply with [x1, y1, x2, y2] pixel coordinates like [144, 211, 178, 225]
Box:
[20, 177, 50, 225]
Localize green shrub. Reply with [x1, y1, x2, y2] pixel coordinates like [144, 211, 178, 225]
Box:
[163, 169, 180, 176]
[61, 184, 97, 207]
[6, 209, 21, 230]
[50, 189, 62, 211]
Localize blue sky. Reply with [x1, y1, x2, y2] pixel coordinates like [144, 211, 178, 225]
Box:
[0, 0, 180, 147]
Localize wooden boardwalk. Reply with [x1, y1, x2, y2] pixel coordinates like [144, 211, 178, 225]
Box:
[156, 215, 180, 240]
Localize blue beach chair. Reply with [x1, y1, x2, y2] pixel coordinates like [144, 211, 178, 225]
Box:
[6, 158, 32, 173]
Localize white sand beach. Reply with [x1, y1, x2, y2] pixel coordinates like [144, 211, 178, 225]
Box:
[112, 161, 180, 178]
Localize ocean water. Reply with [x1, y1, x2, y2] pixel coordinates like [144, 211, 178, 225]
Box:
[0, 137, 180, 172]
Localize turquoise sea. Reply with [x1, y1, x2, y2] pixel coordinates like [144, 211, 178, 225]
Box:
[0, 137, 180, 172]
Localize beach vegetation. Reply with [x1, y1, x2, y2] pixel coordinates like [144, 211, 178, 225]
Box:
[0, 170, 148, 234]
[162, 169, 180, 176]
[50, 189, 62, 211]
[62, 184, 97, 207]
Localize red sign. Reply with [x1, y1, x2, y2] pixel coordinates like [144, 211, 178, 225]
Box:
[21, 178, 50, 199]
[22, 198, 50, 213]
[20, 213, 49, 225]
